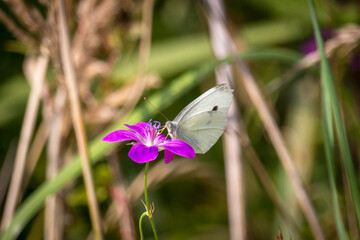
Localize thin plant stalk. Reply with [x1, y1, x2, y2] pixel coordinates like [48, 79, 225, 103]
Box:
[22, 121, 48, 192]
[56, 0, 103, 238]
[143, 162, 159, 240]
[308, 0, 356, 235]
[204, 1, 246, 239]
[44, 87, 67, 240]
[0, 141, 16, 208]
[1, 52, 49, 230]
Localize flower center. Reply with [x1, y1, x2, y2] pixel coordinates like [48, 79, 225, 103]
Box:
[146, 119, 161, 132]
[145, 119, 162, 146]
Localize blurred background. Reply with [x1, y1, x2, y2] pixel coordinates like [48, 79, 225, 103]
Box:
[0, 0, 360, 239]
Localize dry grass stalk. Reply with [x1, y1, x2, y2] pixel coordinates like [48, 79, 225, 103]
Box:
[0, 141, 16, 208]
[22, 121, 48, 195]
[56, 0, 104, 238]
[44, 86, 67, 240]
[205, 1, 246, 239]
[1, 51, 49, 230]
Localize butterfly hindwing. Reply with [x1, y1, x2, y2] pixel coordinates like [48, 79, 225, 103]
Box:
[176, 111, 228, 153]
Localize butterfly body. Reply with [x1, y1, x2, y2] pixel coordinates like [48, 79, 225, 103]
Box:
[166, 84, 233, 154]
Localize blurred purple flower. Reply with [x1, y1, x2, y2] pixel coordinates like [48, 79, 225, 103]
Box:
[350, 53, 360, 72]
[102, 120, 195, 164]
[301, 29, 334, 55]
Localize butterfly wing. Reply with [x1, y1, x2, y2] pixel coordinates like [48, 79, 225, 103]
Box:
[168, 84, 233, 154]
[173, 84, 233, 123]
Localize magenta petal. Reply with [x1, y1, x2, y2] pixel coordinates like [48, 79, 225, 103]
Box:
[154, 133, 166, 144]
[128, 143, 158, 163]
[124, 122, 149, 141]
[164, 150, 175, 164]
[161, 140, 195, 159]
[102, 130, 140, 142]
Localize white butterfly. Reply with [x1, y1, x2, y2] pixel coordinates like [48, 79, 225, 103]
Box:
[165, 84, 233, 154]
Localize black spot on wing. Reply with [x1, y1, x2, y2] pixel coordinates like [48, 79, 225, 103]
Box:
[207, 106, 219, 121]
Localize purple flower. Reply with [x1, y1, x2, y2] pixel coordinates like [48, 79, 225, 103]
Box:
[350, 53, 360, 72]
[301, 29, 334, 56]
[102, 121, 195, 164]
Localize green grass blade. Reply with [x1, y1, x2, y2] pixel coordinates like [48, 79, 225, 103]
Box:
[308, 0, 358, 237]
[241, 47, 301, 62]
[321, 65, 349, 240]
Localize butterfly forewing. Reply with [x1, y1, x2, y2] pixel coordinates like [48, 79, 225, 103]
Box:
[174, 84, 233, 123]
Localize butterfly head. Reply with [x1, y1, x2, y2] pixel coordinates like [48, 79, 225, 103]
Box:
[165, 121, 178, 139]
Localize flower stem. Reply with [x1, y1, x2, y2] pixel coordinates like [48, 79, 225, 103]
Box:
[139, 212, 148, 240]
[144, 162, 150, 211]
[144, 162, 159, 240]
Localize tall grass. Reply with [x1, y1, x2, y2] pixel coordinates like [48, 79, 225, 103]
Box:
[308, 0, 358, 239]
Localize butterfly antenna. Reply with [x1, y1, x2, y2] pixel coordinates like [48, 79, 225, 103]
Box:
[144, 97, 170, 121]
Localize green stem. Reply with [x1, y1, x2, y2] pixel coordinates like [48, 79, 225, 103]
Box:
[139, 212, 148, 240]
[144, 163, 150, 211]
[144, 162, 159, 240]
